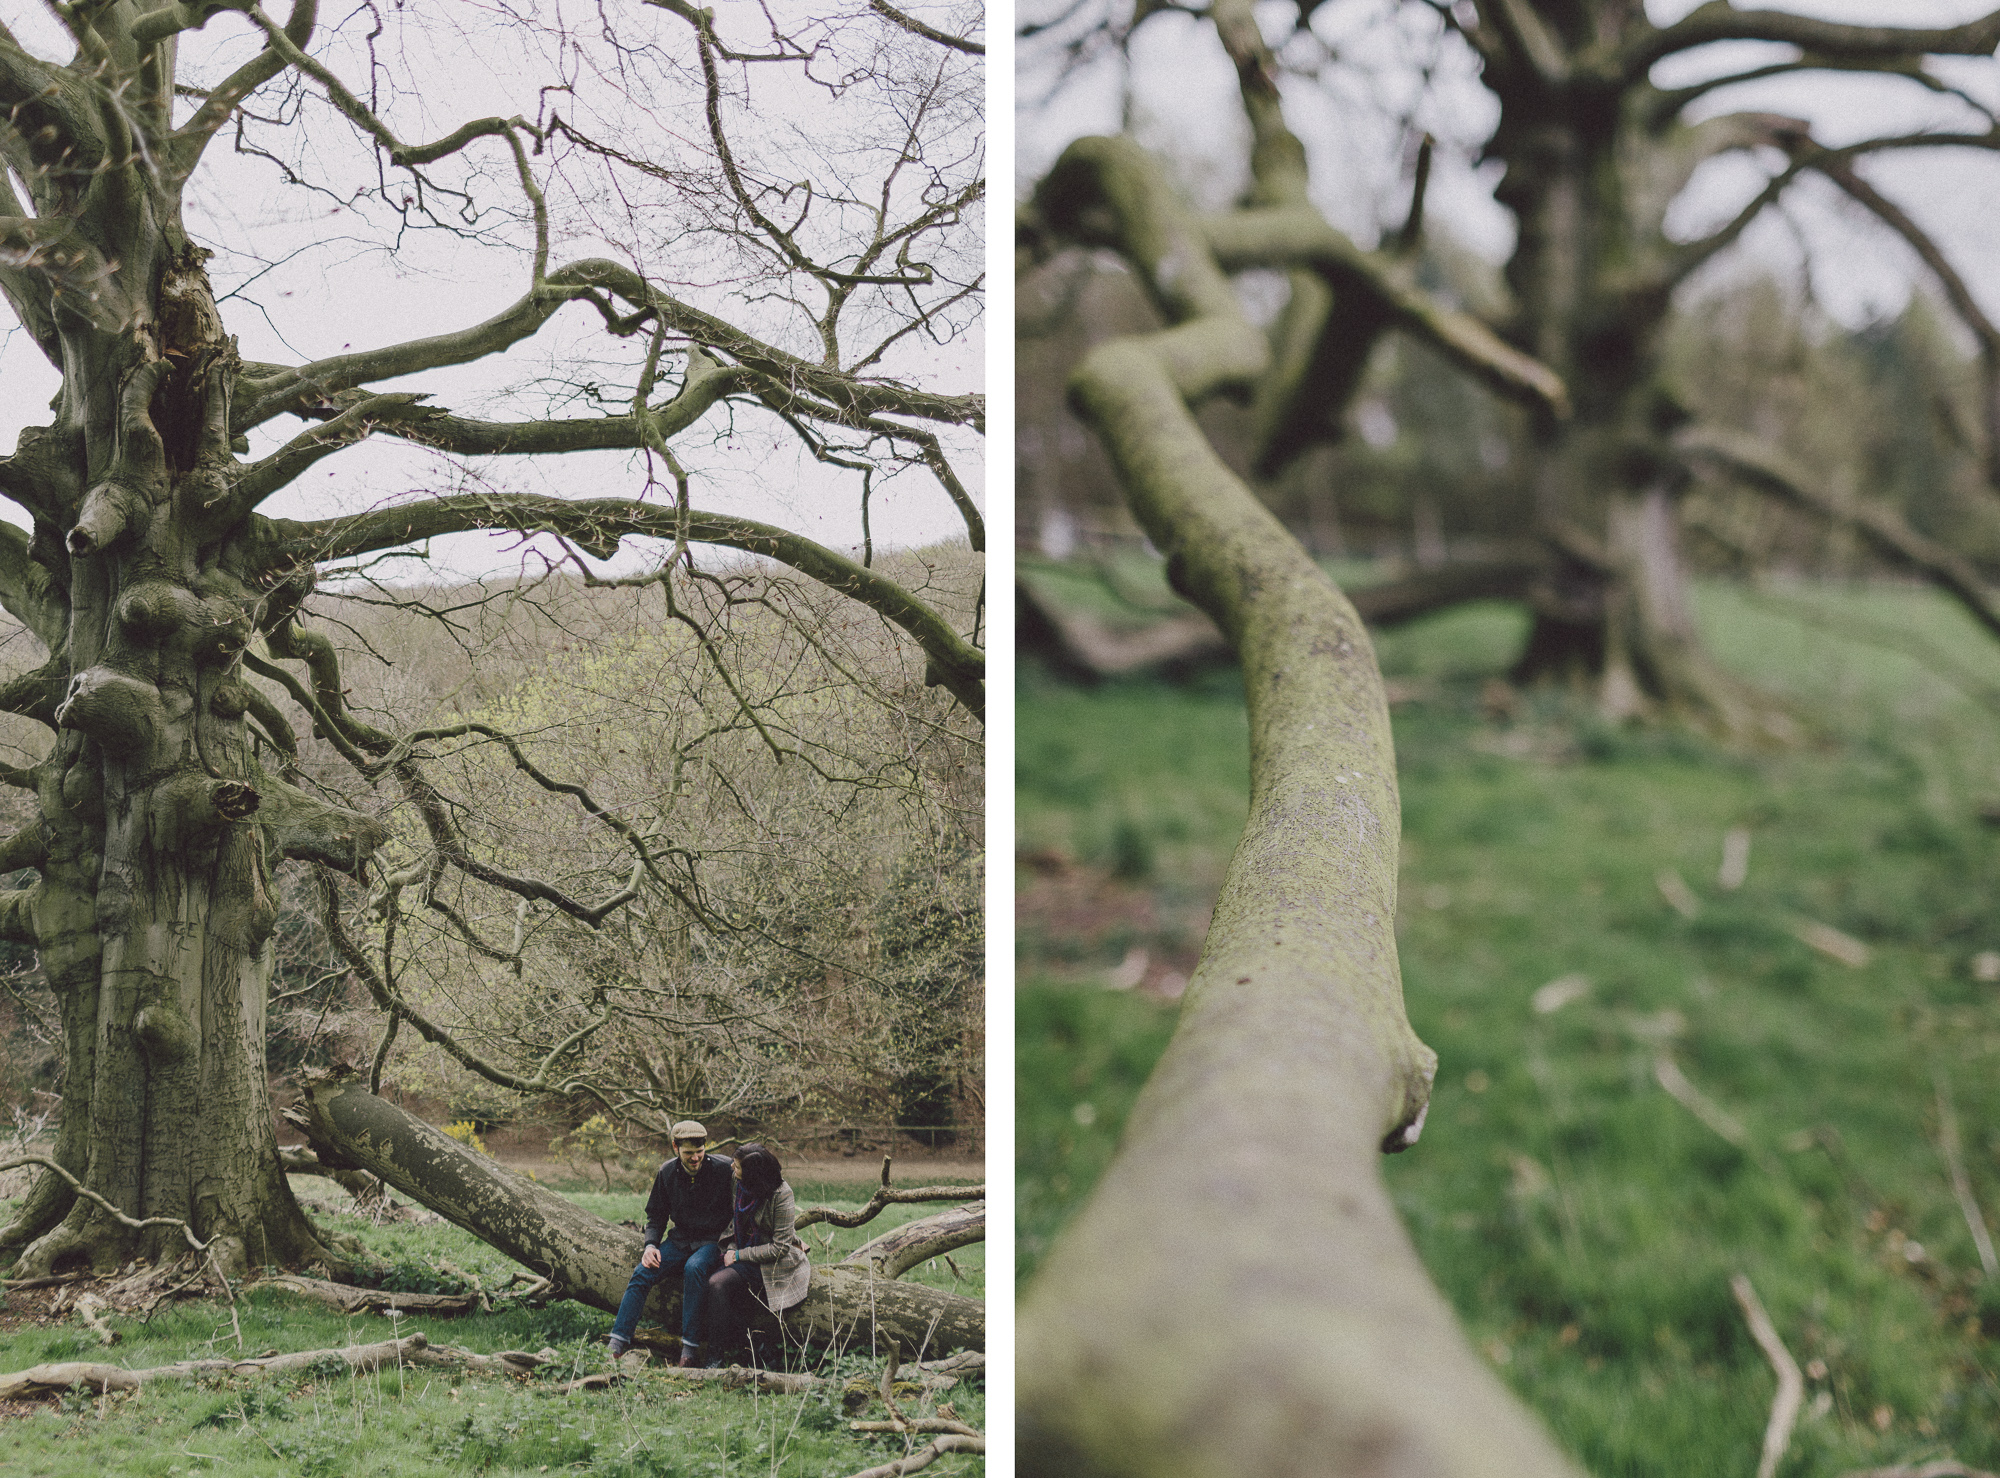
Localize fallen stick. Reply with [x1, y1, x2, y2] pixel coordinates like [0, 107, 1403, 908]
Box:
[1837, 1464, 2000, 1478]
[1730, 1274, 1803, 1478]
[0, 1332, 435, 1400]
[559, 1360, 819, 1395]
[1934, 1075, 1999, 1279]
[73, 1293, 119, 1346]
[1791, 919, 1871, 969]
[555, 1348, 981, 1398]
[258, 1273, 479, 1316]
[1654, 1055, 1749, 1148]
[843, 1434, 985, 1478]
[851, 1417, 983, 1436]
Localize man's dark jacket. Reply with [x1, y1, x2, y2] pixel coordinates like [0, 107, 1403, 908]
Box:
[643, 1153, 735, 1247]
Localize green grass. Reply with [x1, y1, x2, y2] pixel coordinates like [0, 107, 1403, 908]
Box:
[1019, 578, 2000, 1476]
[0, 1178, 983, 1477]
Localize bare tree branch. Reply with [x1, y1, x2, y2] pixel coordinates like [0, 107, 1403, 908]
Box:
[868, 0, 984, 56]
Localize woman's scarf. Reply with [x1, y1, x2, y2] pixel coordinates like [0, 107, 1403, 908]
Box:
[733, 1184, 769, 1255]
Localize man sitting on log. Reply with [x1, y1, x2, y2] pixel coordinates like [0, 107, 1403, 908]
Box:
[606, 1120, 733, 1366]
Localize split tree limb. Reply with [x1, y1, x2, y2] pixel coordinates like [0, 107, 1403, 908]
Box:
[843, 1205, 985, 1281]
[796, 1159, 985, 1229]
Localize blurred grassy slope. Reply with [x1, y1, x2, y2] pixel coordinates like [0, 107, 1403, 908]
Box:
[1018, 580, 2000, 1477]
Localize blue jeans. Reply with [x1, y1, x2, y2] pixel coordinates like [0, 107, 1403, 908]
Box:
[610, 1239, 722, 1346]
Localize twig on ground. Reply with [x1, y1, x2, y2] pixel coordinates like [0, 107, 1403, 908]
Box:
[841, 1435, 985, 1478]
[1791, 919, 1871, 969]
[1730, 1273, 1804, 1478]
[1656, 868, 1701, 919]
[1654, 1055, 1749, 1147]
[1836, 1464, 2000, 1478]
[1934, 1073, 1999, 1279]
[73, 1293, 119, 1346]
[851, 1417, 983, 1436]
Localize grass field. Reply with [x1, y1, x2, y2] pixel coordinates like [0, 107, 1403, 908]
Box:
[1020, 578, 2000, 1477]
[0, 1177, 983, 1478]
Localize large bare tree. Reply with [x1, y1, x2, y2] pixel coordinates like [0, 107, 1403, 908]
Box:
[1022, 0, 2000, 735]
[0, 0, 983, 1293]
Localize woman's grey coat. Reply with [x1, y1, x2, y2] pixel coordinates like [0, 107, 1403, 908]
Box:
[722, 1180, 811, 1312]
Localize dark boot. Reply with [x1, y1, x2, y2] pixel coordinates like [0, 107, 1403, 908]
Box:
[678, 1342, 702, 1369]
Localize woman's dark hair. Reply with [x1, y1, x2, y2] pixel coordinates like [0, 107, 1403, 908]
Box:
[736, 1143, 783, 1198]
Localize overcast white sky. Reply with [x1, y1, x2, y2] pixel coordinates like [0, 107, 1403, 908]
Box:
[1018, 0, 2000, 331]
[0, 2, 984, 581]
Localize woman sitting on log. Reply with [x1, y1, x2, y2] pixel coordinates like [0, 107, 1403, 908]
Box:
[708, 1143, 811, 1366]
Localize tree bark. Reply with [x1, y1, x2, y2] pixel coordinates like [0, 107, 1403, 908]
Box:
[0, 152, 380, 1282]
[293, 1074, 982, 1355]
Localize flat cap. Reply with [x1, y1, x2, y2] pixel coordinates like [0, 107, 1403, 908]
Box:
[670, 1120, 707, 1143]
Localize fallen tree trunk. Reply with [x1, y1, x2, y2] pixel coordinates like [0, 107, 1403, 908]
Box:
[0, 1332, 459, 1398]
[290, 1073, 983, 1354]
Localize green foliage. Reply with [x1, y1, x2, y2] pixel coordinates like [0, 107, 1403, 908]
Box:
[374, 1257, 473, 1297]
[1017, 986, 1179, 1280]
[876, 844, 984, 1144]
[0, 1177, 982, 1477]
[1020, 581, 2000, 1474]
[193, 1385, 293, 1429]
[323, 559, 985, 1138]
[553, 1114, 626, 1191]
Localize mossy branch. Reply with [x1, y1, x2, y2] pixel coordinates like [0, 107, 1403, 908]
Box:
[1018, 67, 1581, 1478]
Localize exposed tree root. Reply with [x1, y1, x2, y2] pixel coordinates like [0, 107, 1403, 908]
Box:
[0, 1157, 206, 1262]
[0, 1162, 75, 1256]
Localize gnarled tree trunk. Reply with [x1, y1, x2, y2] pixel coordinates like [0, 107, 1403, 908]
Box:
[0, 12, 381, 1277]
